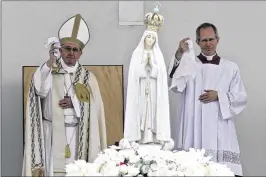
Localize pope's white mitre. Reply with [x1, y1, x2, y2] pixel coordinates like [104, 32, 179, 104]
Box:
[58, 14, 90, 49]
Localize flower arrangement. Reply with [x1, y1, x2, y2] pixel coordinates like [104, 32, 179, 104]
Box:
[65, 141, 234, 176]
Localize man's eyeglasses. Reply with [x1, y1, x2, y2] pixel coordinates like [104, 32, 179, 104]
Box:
[198, 36, 218, 43]
[62, 46, 81, 53]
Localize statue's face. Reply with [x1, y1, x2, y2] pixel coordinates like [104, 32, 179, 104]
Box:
[144, 34, 156, 48]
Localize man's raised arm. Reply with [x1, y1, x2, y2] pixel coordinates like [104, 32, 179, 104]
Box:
[33, 45, 59, 98]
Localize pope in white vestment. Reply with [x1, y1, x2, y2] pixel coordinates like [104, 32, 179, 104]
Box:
[168, 23, 247, 176]
[124, 9, 171, 145]
[22, 14, 107, 176]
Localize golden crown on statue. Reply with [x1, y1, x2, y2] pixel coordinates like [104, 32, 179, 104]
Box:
[144, 2, 164, 32]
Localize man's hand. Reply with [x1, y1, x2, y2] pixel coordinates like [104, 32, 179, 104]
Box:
[59, 96, 74, 109]
[46, 44, 60, 68]
[199, 90, 218, 103]
[175, 37, 190, 60]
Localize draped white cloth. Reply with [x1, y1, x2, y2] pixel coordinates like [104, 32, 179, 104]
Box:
[168, 39, 197, 92]
[124, 30, 171, 143]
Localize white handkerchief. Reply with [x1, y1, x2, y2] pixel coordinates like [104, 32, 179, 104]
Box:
[187, 39, 193, 50]
[44, 37, 60, 48]
[169, 39, 197, 92]
[44, 37, 61, 58]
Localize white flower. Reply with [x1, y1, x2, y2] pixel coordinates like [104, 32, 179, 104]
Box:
[130, 142, 140, 150]
[109, 145, 121, 150]
[101, 161, 118, 175]
[128, 155, 140, 164]
[118, 150, 131, 160]
[157, 160, 168, 169]
[148, 168, 173, 176]
[111, 154, 125, 165]
[103, 148, 118, 156]
[143, 156, 153, 165]
[65, 160, 101, 176]
[161, 138, 175, 151]
[119, 138, 132, 149]
[150, 163, 158, 171]
[207, 162, 234, 176]
[127, 166, 140, 176]
[119, 164, 128, 175]
[178, 162, 207, 176]
[167, 162, 176, 170]
[140, 164, 149, 174]
[102, 166, 119, 176]
[66, 145, 235, 177]
[94, 154, 108, 166]
[147, 170, 156, 176]
[65, 163, 80, 174]
[74, 159, 87, 168]
[176, 171, 186, 176]
[159, 150, 174, 161]
[83, 163, 101, 175]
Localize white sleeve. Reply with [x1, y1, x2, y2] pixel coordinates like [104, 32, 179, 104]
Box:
[168, 50, 197, 92]
[33, 63, 52, 98]
[218, 67, 247, 119]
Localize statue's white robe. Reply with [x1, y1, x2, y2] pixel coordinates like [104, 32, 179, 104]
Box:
[139, 50, 159, 143]
[168, 55, 247, 176]
[22, 59, 107, 176]
[124, 30, 171, 144]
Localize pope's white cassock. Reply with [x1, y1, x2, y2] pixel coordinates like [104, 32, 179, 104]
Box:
[168, 40, 247, 176]
[22, 14, 107, 176]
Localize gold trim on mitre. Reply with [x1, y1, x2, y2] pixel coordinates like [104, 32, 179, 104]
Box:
[144, 2, 164, 32]
[58, 14, 90, 49]
[60, 37, 85, 49]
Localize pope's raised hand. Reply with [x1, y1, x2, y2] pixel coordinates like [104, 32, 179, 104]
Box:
[46, 44, 60, 68]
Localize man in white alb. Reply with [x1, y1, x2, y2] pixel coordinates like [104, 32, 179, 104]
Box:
[168, 22, 247, 176]
[22, 14, 107, 176]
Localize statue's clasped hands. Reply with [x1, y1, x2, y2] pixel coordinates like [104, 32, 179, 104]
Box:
[145, 53, 152, 73]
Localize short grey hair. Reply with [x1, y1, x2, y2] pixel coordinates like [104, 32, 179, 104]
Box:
[196, 22, 218, 42]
